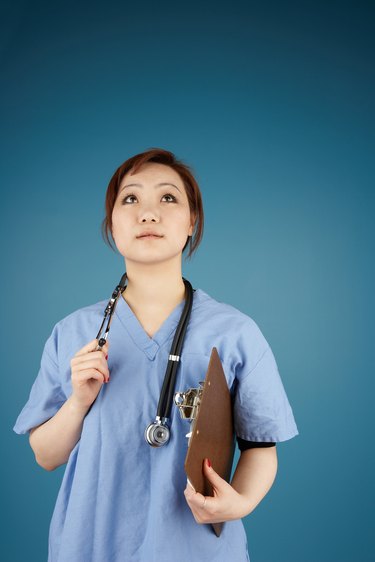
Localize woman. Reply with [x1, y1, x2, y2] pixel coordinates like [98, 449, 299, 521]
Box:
[13, 148, 299, 562]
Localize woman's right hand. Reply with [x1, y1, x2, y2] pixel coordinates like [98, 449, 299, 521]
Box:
[70, 339, 110, 409]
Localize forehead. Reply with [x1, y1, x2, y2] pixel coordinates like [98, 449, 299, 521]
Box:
[120, 162, 184, 190]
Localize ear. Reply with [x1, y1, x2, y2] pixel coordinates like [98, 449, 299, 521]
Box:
[189, 213, 197, 236]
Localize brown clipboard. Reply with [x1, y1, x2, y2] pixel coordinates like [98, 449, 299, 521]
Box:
[184, 347, 236, 537]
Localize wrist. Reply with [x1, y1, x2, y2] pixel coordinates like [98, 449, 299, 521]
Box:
[236, 492, 257, 518]
[67, 395, 91, 416]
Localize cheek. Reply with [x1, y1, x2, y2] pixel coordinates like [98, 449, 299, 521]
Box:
[111, 207, 126, 237]
[174, 207, 192, 227]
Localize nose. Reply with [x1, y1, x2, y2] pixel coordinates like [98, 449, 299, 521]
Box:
[138, 203, 160, 223]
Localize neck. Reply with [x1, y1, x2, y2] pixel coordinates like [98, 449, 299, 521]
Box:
[121, 259, 187, 309]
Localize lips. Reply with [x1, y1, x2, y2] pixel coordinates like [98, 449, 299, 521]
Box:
[137, 231, 163, 238]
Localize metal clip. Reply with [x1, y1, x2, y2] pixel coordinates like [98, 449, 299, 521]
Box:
[174, 381, 205, 420]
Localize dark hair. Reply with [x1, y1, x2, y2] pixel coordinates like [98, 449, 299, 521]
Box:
[101, 148, 204, 260]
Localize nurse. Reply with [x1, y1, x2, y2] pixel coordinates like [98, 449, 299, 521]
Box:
[13, 147, 299, 562]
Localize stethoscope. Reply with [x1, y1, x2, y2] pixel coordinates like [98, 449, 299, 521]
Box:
[95, 272, 194, 447]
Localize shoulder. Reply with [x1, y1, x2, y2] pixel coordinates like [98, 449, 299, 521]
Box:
[193, 288, 271, 373]
[54, 299, 107, 331]
[194, 288, 267, 341]
[44, 298, 108, 361]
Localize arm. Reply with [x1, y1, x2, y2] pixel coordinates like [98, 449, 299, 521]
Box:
[230, 446, 278, 515]
[29, 338, 110, 471]
[184, 447, 278, 524]
[29, 396, 90, 471]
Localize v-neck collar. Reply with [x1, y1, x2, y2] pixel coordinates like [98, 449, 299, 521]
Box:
[114, 288, 204, 360]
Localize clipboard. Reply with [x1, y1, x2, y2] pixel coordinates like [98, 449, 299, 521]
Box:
[176, 347, 236, 537]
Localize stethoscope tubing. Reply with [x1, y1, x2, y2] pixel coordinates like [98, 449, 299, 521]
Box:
[95, 273, 128, 348]
[96, 273, 194, 423]
[156, 278, 194, 420]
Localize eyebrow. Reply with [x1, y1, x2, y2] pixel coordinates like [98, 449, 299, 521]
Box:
[120, 182, 181, 194]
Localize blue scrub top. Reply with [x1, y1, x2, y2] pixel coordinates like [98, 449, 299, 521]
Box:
[13, 287, 299, 562]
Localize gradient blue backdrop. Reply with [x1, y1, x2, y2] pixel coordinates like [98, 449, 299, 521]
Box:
[2, 1, 374, 561]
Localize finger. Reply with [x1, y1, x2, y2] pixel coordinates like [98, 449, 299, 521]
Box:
[184, 480, 207, 508]
[95, 342, 109, 360]
[71, 358, 109, 381]
[72, 351, 109, 366]
[75, 339, 110, 358]
[203, 458, 229, 493]
[74, 339, 102, 357]
[72, 368, 106, 384]
[72, 357, 109, 376]
[184, 485, 194, 500]
[183, 489, 212, 525]
[184, 488, 206, 509]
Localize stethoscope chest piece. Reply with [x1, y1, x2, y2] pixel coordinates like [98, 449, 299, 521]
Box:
[144, 417, 171, 447]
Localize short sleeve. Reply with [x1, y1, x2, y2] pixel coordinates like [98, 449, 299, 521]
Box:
[233, 344, 299, 443]
[13, 323, 67, 435]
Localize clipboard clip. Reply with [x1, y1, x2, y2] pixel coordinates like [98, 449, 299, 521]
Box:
[174, 381, 205, 420]
[174, 382, 205, 442]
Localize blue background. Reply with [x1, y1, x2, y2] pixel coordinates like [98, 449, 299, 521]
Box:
[2, 1, 374, 561]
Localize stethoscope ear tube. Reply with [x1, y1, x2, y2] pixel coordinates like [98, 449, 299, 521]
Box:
[95, 272, 128, 350]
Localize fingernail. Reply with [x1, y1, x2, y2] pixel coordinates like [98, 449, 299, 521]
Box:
[207, 458, 211, 468]
[105, 354, 108, 360]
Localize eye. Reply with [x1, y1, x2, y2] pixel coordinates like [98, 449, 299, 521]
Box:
[121, 193, 177, 204]
[162, 193, 177, 203]
[121, 193, 137, 204]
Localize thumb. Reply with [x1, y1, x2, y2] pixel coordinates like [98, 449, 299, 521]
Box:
[203, 458, 227, 493]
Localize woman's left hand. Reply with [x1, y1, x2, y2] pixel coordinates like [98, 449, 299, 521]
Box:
[183, 458, 252, 524]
